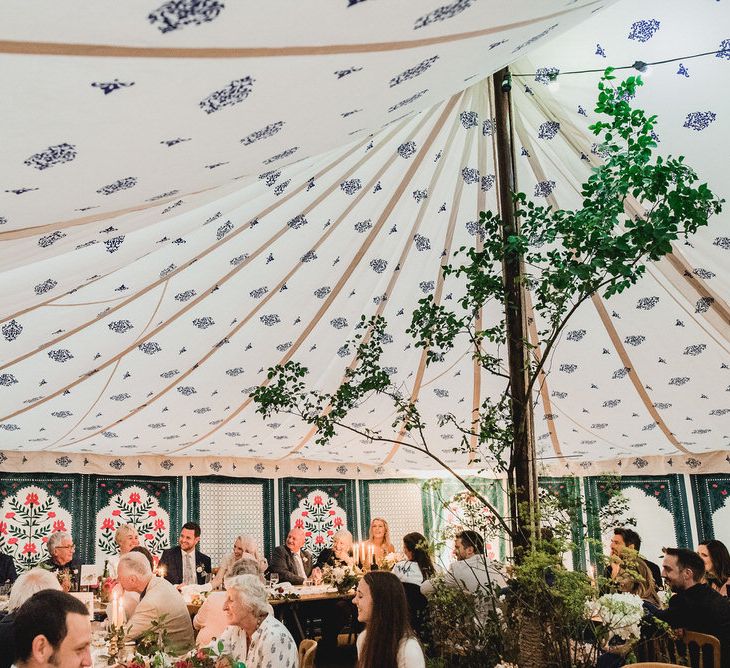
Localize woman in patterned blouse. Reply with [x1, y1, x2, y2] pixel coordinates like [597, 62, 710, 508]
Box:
[220, 574, 298, 668]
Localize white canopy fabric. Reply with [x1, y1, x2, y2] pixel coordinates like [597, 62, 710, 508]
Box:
[1, 0, 728, 479]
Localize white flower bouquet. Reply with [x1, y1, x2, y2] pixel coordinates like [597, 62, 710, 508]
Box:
[379, 551, 404, 571]
[586, 592, 645, 642]
[323, 564, 359, 593]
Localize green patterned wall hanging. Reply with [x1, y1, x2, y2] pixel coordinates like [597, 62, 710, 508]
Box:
[187, 476, 275, 563]
[0, 473, 85, 573]
[89, 475, 182, 565]
[690, 474, 730, 544]
[419, 476, 508, 562]
[538, 476, 586, 571]
[279, 478, 355, 559]
[584, 474, 692, 568]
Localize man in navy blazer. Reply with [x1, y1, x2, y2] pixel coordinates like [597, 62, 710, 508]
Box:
[157, 522, 211, 586]
[0, 551, 17, 585]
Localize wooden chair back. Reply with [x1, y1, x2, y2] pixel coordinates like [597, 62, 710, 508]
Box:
[630, 663, 683, 667]
[683, 630, 721, 668]
[299, 638, 317, 668]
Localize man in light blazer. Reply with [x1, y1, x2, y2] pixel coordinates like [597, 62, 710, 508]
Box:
[157, 521, 212, 586]
[269, 527, 313, 585]
[118, 551, 194, 652]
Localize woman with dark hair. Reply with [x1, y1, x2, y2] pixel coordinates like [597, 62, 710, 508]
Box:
[354, 571, 425, 668]
[392, 532, 435, 586]
[698, 539, 730, 596]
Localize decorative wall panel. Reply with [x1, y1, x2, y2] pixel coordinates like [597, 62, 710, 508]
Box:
[422, 477, 508, 563]
[278, 478, 355, 559]
[0, 473, 84, 573]
[538, 476, 586, 571]
[585, 474, 692, 568]
[358, 479, 425, 551]
[188, 476, 274, 565]
[691, 474, 730, 545]
[89, 475, 182, 565]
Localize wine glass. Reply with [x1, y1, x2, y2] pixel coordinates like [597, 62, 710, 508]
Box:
[270, 573, 279, 588]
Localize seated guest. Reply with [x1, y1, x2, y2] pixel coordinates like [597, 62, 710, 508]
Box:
[195, 556, 262, 647]
[421, 530, 505, 596]
[11, 589, 91, 668]
[118, 552, 194, 653]
[0, 550, 17, 586]
[212, 534, 268, 590]
[269, 527, 313, 585]
[354, 571, 425, 668]
[111, 545, 153, 620]
[654, 547, 730, 667]
[615, 549, 661, 611]
[0, 569, 61, 668]
[157, 522, 212, 586]
[314, 529, 354, 571]
[364, 518, 395, 566]
[605, 528, 662, 590]
[107, 524, 140, 577]
[393, 532, 436, 586]
[698, 539, 730, 597]
[38, 531, 82, 592]
[219, 574, 297, 667]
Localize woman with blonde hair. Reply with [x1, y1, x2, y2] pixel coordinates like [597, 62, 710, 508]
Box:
[364, 518, 395, 566]
[212, 534, 268, 589]
[616, 549, 660, 609]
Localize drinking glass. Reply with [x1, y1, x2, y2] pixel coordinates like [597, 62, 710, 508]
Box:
[270, 573, 279, 587]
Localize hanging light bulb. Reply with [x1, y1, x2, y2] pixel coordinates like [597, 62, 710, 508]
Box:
[632, 60, 652, 76]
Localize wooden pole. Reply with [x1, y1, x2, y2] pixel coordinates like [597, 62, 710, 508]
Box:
[490, 67, 539, 555]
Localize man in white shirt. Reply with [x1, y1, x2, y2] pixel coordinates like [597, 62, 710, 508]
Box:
[10, 589, 91, 668]
[421, 530, 505, 596]
[118, 552, 195, 653]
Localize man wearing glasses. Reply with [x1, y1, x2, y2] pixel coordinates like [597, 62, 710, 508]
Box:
[39, 531, 82, 592]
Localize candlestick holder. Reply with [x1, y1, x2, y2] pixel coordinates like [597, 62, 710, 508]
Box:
[106, 624, 125, 666]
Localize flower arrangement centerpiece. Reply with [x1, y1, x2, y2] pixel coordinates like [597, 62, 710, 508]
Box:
[586, 592, 645, 643]
[323, 564, 359, 594]
[123, 639, 246, 668]
[378, 552, 403, 572]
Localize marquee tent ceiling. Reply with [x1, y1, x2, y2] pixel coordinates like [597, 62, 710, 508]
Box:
[1, 0, 728, 479]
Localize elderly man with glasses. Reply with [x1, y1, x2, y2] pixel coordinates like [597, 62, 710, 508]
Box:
[39, 531, 83, 592]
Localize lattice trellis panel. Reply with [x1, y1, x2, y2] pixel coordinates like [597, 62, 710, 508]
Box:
[188, 476, 274, 564]
[359, 479, 425, 552]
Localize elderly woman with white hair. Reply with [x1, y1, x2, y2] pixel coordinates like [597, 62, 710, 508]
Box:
[218, 574, 297, 667]
[212, 534, 268, 590]
[0, 569, 62, 668]
[195, 556, 263, 647]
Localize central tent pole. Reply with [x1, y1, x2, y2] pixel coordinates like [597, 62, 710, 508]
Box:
[490, 67, 539, 554]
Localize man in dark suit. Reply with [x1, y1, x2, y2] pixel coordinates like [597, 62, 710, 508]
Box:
[604, 527, 663, 590]
[655, 547, 730, 668]
[157, 522, 211, 586]
[0, 551, 17, 585]
[269, 527, 313, 585]
[38, 531, 82, 592]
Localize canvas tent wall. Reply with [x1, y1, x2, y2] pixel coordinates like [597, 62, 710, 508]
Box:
[0, 0, 728, 480]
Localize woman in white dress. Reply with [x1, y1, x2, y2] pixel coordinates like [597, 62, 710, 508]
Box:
[392, 532, 436, 586]
[354, 571, 425, 668]
[212, 534, 268, 590]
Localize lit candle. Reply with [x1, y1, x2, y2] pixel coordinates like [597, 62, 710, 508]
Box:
[111, 591, 118, 627]
[118, 598, 125, 626]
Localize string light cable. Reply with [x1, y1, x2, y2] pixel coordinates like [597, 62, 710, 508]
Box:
[511, 48, 728, 79]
